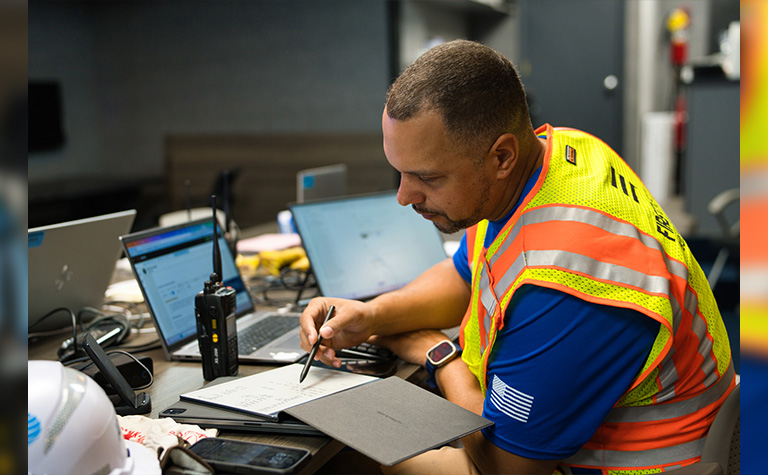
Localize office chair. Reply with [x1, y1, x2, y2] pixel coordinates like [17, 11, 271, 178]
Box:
[707, 188, 739, 292]
[672, 383, 740, 475]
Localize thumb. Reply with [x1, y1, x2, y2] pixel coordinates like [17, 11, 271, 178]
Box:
[319, 324, 335, 339]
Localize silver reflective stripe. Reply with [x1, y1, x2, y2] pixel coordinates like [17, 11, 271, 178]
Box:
[684, 288, 699, 327]
[691, 315, 708, 348]
[519, 206, 663, 251]
[666, 258, 689, 282]
[491, 251, 527, 304]
[479, 266, 496, 320]
[670, 295, 682, 336]
[489, 217, 523, 267]
[525, 250, 671, 295]
[655, 348, 678, 403]
[564, 437, 706, 468]
[693, 316, 717, 387]
[496, 206, 691, 283]
[604, 363, 734, 423]
[45, 369, 87, 454]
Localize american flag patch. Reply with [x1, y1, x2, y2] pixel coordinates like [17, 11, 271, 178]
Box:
[489, 375, 534, 423]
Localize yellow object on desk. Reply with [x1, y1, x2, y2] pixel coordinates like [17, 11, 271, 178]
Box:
[258, 247, 308, 275]
[236, 254, 262, 277]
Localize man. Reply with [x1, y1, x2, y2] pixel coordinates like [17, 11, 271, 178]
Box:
[299, 40, 734, 474]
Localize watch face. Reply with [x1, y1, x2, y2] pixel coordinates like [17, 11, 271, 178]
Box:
[428, 341, 456, 364]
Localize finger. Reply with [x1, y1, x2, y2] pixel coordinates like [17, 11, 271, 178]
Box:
[299, 298, 329, 351]
[314, 345, 342, 368]
[317, 301, 356, 340]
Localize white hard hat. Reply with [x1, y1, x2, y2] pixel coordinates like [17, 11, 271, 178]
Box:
[27, 360, 160, 475]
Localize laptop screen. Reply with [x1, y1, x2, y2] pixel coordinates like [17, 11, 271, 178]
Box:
[121, 219, 252, 347]
[290, 192, 447, 300]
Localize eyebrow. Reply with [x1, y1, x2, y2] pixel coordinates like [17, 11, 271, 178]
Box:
[402, 169, 441, 177]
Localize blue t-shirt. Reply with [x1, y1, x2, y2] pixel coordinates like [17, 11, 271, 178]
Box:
[452, 168, 660, 461]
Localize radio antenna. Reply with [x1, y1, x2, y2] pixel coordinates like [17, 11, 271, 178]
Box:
[211, 195, 222, 283]
[222, 170, 231, 235]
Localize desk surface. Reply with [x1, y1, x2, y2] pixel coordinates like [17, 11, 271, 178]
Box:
[28, 309, 422, 474]
[27, 223, 431, 473]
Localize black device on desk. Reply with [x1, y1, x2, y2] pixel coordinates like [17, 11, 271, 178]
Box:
[189, 437, 311, 474]
[74, 352, 153, 391]
[81, 333, 151, 415]
[195, 195, 239, 381]
[159, 400, 323, 436]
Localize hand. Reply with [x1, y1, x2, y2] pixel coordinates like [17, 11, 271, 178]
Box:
[299, 297, 374, 367]
[369, 329, 451, 367]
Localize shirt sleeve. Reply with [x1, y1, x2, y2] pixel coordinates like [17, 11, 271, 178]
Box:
[452, 232, 471, 283]
[480, 284, 660, 460]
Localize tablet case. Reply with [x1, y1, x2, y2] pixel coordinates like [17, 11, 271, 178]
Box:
[285, 376, 493, 466]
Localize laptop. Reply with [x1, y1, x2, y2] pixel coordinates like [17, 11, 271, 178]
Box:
[289, 191, 448, 301]
[159, 399, 323, 436]
[28, 210, 137, 332]
[119, 218, 306, 364]
[296, 163, 347, 203]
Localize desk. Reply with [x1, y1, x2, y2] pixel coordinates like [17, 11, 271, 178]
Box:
[28, 309, 423, 474]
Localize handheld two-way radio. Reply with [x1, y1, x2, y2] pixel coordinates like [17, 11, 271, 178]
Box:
[194, 195, 239, 381]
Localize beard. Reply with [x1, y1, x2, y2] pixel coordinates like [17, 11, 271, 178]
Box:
[412, 174, 492, 234]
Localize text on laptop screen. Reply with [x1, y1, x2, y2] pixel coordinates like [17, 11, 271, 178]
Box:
[123, 220, 252, 347]
[290, 192, 447, 300]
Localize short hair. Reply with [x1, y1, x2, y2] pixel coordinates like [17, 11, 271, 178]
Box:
[385, 40, 532, 154]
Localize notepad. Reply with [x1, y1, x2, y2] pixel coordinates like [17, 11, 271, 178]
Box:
[181, 364, 493, 466]
[180, 364, 378, 420]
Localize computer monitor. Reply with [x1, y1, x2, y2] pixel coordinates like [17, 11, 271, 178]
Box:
[290, 192, 447, 300]
[296, 164, 347, 203]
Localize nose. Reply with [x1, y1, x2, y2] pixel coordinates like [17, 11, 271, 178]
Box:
[396, 174, 425, 207]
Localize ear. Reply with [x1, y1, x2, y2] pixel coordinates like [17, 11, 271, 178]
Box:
[486, 133, 519, 179]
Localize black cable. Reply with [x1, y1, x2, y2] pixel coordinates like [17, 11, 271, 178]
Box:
[106, 349, 154, 389]
[66, 348, 154, 390]
[75, 349, 155, 390]
[293, 267, 317, 305]
[245, 271, 318, 307]
[75, 307, 131, 346]
[61, 354, 93, 367]
[55, 307, 132, 363]
[103, 300, 146, 330]
[114, 340, 162, 353]
[29, 307, 78, 355]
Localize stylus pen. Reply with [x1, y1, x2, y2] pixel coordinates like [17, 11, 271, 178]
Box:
[299, 305, 335, 383]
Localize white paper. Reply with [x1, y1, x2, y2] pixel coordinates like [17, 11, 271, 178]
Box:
[181, 364, 378, 418]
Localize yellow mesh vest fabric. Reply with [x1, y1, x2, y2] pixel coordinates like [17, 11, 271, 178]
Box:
[461, 221, 489, 394]
[461, 124, 730, 410]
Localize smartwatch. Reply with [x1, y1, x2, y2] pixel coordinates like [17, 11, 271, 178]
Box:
[425, 340, 461, 389]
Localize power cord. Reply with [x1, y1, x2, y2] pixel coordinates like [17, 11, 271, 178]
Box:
[29, 307, 79, 355]
[102, 300, 147, 330]
[56, 307, 132, 363]
[73, 349, 154, 390]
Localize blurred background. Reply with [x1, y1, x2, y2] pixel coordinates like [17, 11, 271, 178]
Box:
[28, 0, 738, 234]
[16, 0, 753, 473]
[26, 0, 741, 351]
[740, 1, 767, 474]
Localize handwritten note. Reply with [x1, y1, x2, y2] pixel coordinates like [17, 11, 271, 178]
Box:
[180, 364, 378, 419]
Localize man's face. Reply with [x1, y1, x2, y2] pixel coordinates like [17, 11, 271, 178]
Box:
[382, 108, 494, 234]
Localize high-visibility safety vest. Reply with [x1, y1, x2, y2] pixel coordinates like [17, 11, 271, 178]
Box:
[459, 124, 735, 474]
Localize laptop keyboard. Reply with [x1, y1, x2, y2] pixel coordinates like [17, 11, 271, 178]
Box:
[237, 314, 300, 355]
[236, 313, 397, 361]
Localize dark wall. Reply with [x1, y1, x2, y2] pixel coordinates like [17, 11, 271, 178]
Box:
[29, 0, 392, 228]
